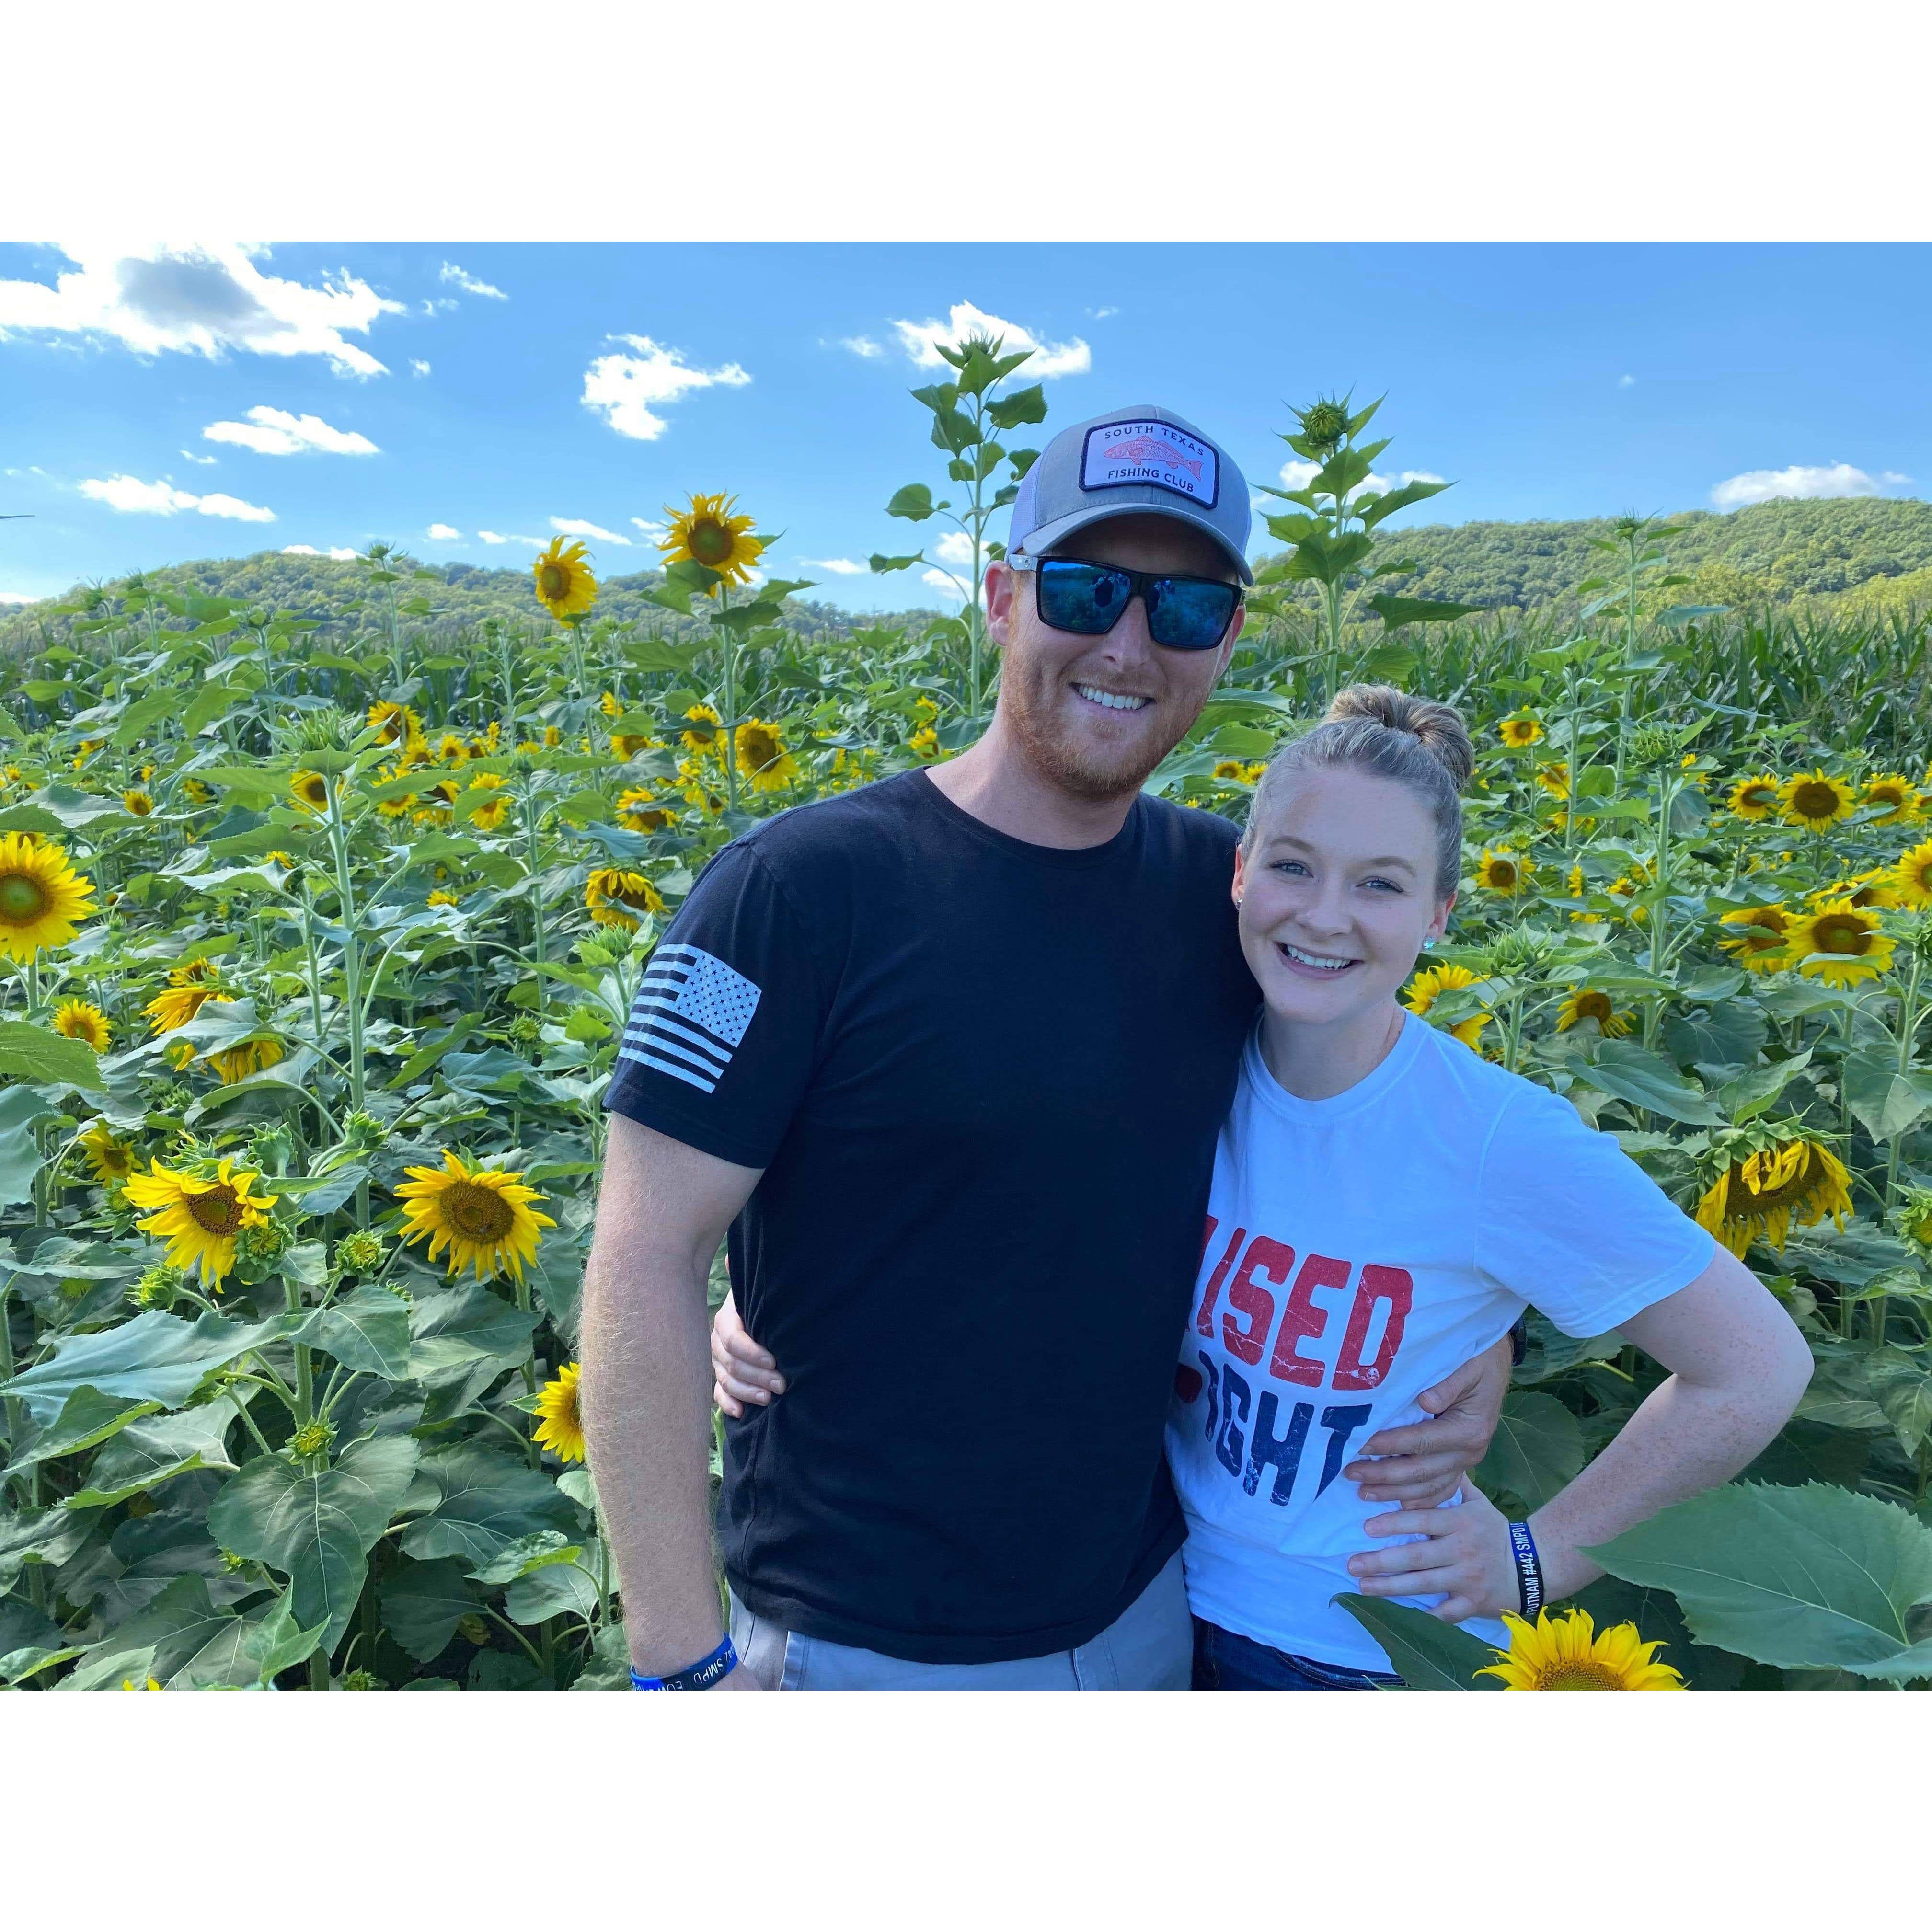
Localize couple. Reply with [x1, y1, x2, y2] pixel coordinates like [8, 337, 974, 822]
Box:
[579, 404, 1811, 1690]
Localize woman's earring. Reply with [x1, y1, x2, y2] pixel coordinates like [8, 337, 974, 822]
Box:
[1422, 936, 1438, 951]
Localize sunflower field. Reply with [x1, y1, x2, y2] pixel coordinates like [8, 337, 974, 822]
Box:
[4, 356, 1932, 1690]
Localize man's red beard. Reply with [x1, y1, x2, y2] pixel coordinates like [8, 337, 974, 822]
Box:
[998, 656, 1196, 805]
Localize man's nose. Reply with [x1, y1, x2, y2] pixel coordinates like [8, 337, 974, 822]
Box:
[1094, 592, 1159, 667]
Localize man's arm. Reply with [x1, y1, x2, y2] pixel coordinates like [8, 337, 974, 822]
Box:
[580, 1112, 762, 1687]
[1343, 1330, 1516, 1506]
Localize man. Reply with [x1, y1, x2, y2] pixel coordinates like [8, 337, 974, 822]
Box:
[581, 404, 1512, 1690]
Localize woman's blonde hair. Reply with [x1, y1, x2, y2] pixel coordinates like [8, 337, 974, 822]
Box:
[1242, 684, 1473, 897]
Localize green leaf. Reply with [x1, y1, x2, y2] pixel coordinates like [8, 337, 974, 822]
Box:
[181, 678, 243, 739]
[1574, 1040, 1723, 1124]
[469, 1529, 577, 1586]
[1588, 1481, 1932, 1670]
[868, 552, 922, 574]
[1356, 476, 1452, 529]
[244, 1591, 330, 1681]
[207, 1434, 421, 1655]
[1867, 1349, 1932, 1458]
[2, 1385, 163, 1475]
[505, 1540, 601, 1624]
[277, 1162, 368, 1217]
[0, 1085, 56, 1207]
[985, 383, 1047, 430]
[1331, 1595, 1504, 1689]
[0, 1503, 101, 1591]
[380, 1554, 484, 1661]
[886, 484, 935, 522]
[570, 1616, 633, 1690]
[1366, 593, 1481, 631]
[406, 1280, 540, 1377]
[1471, 1391, 1586, 1511]
[1841, 1046, 1932, 1144]
[397, 1441, 579, 1569]
[73, 1573, 240, 1685]
[0, 1307, 303, 1423]
[62, 1396, 240, 1508]
[1665, 1002, 1768, 1075]
[0, 1019, 105, 1090]
[386, 1013, 484, 1088]
[309, 1282, 412, 1380]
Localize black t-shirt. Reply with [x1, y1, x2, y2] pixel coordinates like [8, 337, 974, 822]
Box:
[602, 769, 1259, 1663]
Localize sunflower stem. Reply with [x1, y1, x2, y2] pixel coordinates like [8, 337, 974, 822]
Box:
[718, 586, 739, 814]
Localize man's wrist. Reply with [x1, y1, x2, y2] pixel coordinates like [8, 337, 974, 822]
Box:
[632, 1632, 737, 1689]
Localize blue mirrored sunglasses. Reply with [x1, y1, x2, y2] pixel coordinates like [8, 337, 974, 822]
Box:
[1014, 556, 1242, 652]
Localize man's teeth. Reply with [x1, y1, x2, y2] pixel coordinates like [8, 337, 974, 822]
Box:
[1073, 684, 1150, 712]
[1280, 942, 1354, 972]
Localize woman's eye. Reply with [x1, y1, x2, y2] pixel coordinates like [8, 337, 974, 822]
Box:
[1272, 861, 1310, 878]
[1364, 877, 1402, 893]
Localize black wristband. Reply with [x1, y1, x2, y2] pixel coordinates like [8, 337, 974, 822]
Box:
[1507, 1519, 1544, 1620]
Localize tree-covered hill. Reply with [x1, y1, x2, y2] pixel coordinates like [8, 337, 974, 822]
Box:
[9, 494, 1932, 655]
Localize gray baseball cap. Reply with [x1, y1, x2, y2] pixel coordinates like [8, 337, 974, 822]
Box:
[1006, 402, 1253, 585]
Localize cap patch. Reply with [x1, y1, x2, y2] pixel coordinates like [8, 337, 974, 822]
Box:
[1080, 420, 1219, 509]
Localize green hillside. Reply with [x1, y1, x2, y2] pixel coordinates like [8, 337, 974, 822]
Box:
[9, 494, 1932, 655]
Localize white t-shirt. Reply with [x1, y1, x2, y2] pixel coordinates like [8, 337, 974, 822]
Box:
[1168, 1012, 1716, 1672]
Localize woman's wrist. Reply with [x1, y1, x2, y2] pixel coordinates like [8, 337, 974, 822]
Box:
[1521, 1510, 1600, 1608]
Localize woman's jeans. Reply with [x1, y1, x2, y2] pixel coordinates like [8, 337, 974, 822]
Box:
[1191, 1617, 1403, 1690]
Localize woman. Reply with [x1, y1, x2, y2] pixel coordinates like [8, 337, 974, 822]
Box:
[713, 686, 1814, 1688]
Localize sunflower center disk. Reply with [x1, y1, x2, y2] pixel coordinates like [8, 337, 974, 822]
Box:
[443, 1180, 515, 1243]
[0, 875, 49, 923]
[539, 565, 570, 600]
[689, 520, 734, 566]
[187, 1185, 243, 1235]
[1538, 1661, 1625, 1690]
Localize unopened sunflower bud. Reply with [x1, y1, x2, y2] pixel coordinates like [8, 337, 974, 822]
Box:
[236, 1220, 290, 1268]
[339, 1669, 385, 1690]
[289, 1419, 335, 1460]
[508, 1013, 543, 1046]
[334, 1228, 387, 1276]
[1627, 724, 1681, 770]
[133, 1263, 186, 1310]
[343, 1110, 389, 1152]
[1893, 1186, 1932, 1255]
[456, 1613, 491, 1646]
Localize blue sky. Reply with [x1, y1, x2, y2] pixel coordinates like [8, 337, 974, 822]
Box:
[4, 241, 1930, 612]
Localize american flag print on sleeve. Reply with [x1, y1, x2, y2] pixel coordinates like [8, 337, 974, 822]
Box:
[618, 943, 763, 1094]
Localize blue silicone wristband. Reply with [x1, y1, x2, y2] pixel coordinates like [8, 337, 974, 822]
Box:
[631, 1634, 737, 1690]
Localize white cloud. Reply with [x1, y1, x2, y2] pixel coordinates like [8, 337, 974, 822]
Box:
[478, 530, 507, 544]
[282, 543, 320, 554]
[0, 591, 40, 605]
[933, 530, 975, 566]
[840, 335, 883, 358]
[889, 301, 1091, 379]
[631, 517, 667, 537]
[426, 523, 461, 540]
[801, 556, 867, 575]
[1711, 462, 1901, 510]
[202, 405, 379, 457]
[1618, 373, 1637, 388]
[580, 334, 752, 441]
[1088, 306, 1119, 320]
[439, 262, 507, 300]
[0, 244, 402, 377]
[411, 359, 431, 377]
[330, 547, 357, 560]
[921, 567, 966, 599]
[1278, 460, 1443, 503]
[421, 299, 458, 316]
[481, 533, 545, 548]
[179, 448, 218, 465]
[1883, 470, 1913, 486]
[80, 473, 274, 521]
[550, 516, 631, 545]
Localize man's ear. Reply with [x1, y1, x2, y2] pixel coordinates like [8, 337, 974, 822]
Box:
[984, 560, 1016, 648]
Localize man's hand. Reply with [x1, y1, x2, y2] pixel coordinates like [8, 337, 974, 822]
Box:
[711, 1291, 784, 1418]
[1342, 1330, 1513, 1506]
[1344, 1480, 1516, 1623]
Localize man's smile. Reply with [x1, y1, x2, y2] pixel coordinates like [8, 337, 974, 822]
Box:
[1071, 682, 1152, 713]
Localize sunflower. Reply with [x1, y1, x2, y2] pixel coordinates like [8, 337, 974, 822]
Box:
[585, 867, 667, 929]
[290, 769, 332, 813]
[78, 1118, 135, 1185]
[1403, 963, 1490, 1051]
[1555, 987, 1633, 1037]
[1475, 848, 1530, 897]
[533, 1361, 586, 1463]
[1863, 773, 1924, 826]
[659, 492, 765, 592]
[1727, 772, 1780, 821]
[1809, 870, 1899, 912]
[1697, 1135, 1852, 1257]
[1717, 904, 1793, 972]
[0, 833, 97, 963]
[532, 536, 598, 621]
[1778, 768, 1855, 833]
[464, 772, 512, 832]
[471, 721, 502, 758]
[376, 779, 420, 818]
[1782, 899, 1895, 988]
[680, 704, 722, 757]
[144, 959, 227, 1034]
[181, 776, 215, 806]
[599, 690, 622, 719]
[395, 1150, 555, 1285]
[911, 726, 943, 762]
[734, 719, 799, 793]
[123, 788, 153, 816]
[1498, 716, 1544, 749]
[207, 1035, 285, 1085]
[367, 699, 422, 747]
[542, 725, 563, 749]
[611, 732, 655, 761]
[1608, 864, 1651, 925]
[52, 998, 112, 1052]
[123, 1156, 279, 1288]
[427, 888, 459, 908]
[1476, 1608, 1684, 1690]
[617, 785, 676, 833]
[434, 733, 470, 765]
[1893, 839, 1932, 909]
[1533, 761, 1571, 800]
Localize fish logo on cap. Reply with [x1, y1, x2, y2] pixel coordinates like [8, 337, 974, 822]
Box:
[1081, 418, 1219, 507]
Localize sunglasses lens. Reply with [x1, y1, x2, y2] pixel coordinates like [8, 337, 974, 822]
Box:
[1036, 561, 1131, 634]
[1146, 576, 1238, 650]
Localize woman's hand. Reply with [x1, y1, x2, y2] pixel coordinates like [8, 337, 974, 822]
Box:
[711, 1291, 785, 1418]
[1343, 1482, 1519, 1623]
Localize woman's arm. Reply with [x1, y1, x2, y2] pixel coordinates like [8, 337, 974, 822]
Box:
[1344, 1246, 1814, 1621]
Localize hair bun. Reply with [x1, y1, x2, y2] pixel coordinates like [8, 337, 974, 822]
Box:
[1323, 682, 1473, 791]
